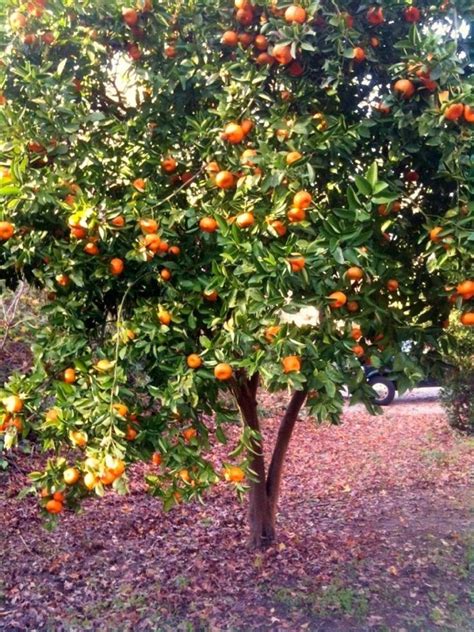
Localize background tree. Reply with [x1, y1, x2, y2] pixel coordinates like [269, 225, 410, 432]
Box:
[0, 0, 472, 547]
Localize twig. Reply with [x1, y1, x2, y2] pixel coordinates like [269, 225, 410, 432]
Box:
[0, 281, 26, 351]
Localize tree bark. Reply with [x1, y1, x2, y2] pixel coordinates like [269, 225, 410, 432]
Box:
[233, 373, 307, 549]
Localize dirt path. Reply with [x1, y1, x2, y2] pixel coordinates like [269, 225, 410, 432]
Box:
[1, 396, 473, 631]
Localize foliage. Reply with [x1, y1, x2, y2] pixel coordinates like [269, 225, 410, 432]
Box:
[440, 311, 474, 433]
[0, 0, 473, 517]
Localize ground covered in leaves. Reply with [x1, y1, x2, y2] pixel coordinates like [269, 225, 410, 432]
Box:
[1, 394, 473, 631]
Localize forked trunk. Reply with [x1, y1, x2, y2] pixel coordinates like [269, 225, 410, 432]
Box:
[233, 374, 307, 549]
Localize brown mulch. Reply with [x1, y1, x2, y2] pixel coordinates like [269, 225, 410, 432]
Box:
[0, 395, 473, 631]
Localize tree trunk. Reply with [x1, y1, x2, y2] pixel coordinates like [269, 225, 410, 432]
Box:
[233, 373, 307, 549]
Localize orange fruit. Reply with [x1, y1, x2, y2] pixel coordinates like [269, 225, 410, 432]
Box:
[272, 44, 293, 65]
[100, 470, 116, 485]
[221, 30, 238, 47]
[122, 8, 138, 26]
[328, 291, 347, 308]
[429, 227, 443, 243]
[127, 43, 141, 60]
[241, 149, 257, 166]
[370, 36, 380, 47]
[199, 217, 218, 233]
[460, 312, 474, 326]
[223, 122, 244, 144]
[160, 268, 172, 281]
[183, 427, 197, 441]
[288, 256, 305, 272]
[223, 466, 245, 483]
[169, 245, 181, 256]
[264, 325, 281, 342]
[270, 219, 287, 236]
[254, 34, 268, 51]
[132, 177, 146, 192]
[256, 52, 274, 66]
[70, 430, 87, 447]
[346, 301, 359, 312]
[10, 417, 23, 432]
[386, 279, 399, 292]
[125, 425, 138, 441]
[111, 215, 125, 227]
[70, 225, 87, 239]
[393, 79, 416, 99]
[404, 6, 421, 22]
[63, 368, 76, 384]
[214, 363, 233, 381]
[284, 5, 306, 23]
[63, 467, 80, 485]
[0, 221, 14, 241]
[352, 344, 364, 357]
[161, 157, 177, 173]
[83, 242, 99, 255]
[444, 103, 464, 121]
[353, 47, 366, 63]
[287, 207, 306, 222]
[179, 468, 191, 483]
[464, 105, 474, 123]
[187, 354, 202, 369]
[139, 218, 158, 234]
[351, 327, 362, 341]
[238, 32, 254, 49]
[158, 310, 172, 325]
[83, 472, 98, 490]
[282, 355, 301, 373]
[236, 7, 253, 25]
[164, 45, 177, 58]
[113, 403, 129, 417]
[53, 491, 65, 503]
[235, 212, 255, 228]
[3, 395, 23, 414]
[286, 151, 302, 165]
[109, 258, 125, 276]
[9, 11, 27, 30]
[215, 171, 235, 189]
[203, 290, 218, 302]
[346, 266, 364, 282]
[107, 458, 125, 477]
[144, 233, 161, 252]
[151, 452, 162, 466]
[367, 6, 384, 25]
[45, 499, 63, 514]
[45, 408, 59, 423]
[293, 190, 312, 209]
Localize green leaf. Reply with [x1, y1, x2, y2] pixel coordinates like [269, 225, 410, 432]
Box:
[354, 176, 372, 197]
[366, 161, 378, 188]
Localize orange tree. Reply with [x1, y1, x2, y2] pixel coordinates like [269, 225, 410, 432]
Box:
[0, 0, 473, 547]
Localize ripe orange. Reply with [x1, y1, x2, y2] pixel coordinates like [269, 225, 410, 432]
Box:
[286, 151, 302, 165]
[429, 227, 443, 243]
[203, 290, 218, 302]
[460, 312, 474, 326]
[352, 344, 364, 357]
[151, 452, 162, 466]
[272, 44, 293, 65]
[10, 417, 23, 432]
[223, 122, 244, 144]
[164, 45, 177, 58]
[351, 326, 362, 341]
[235, 211, 255, 228]
[236, 7, 253, 25]
[0, 221, 14, 241]
[70, 430, 87, 447]
[169, 245, 181, 256]
[353, 47, 366, 63]
[70, 225, 87, 239]
[199, 217, 218, 233]
[254, 34, 268, 51]
[293, 190, 312, 209]
[144, 233, 161, 252]
[287, 207, 306, 222]
[328, 291, 347, 308]
[444, 103, 464, 121]
[109, 258, 125, 276]
[223, 466, 245, 483]
[284, 5, 306, 23]
[270, 219, 287, 236]
[84, 242, 99, 256]
[161, 157, 177, 173]
[158, 310, 172, 325]
[100, 470, 116, 485]
[63, 467, 80, 485]
[107, 458, 125, 477]
[214, 363, 233, 381]
[125, 426, 138, 441]
[347, 266, 364, 281]
[215, 171, 235, 189]
[187, 354, 202, 369]
[127, 43, 141, 61]
[63, 368, 76, 384]
[241, 149, 257, 165]
[346, 301, 359, 313]
[238, 32, 254, 48]
[45, 499, 63, 514]
[288, 256, 305, 272]
[221, 30, 238, 47]
[132, 177, 146, 192]
[386, 279, 399, 292]
[3, 395, 23, 414]
[264, 325, 281, 342]
[160, 268, 172, 281]
[83, 472, 98, 490]
[111, 215, 125, 227]
[53, 491, 65, 503]
[122, 8, 138, 26]
[183, 427, 197, 441]
[370, 36, 380, 47]
[256, 52, 274, 66]
[139, 218, 159, 234]
[457, 280, 474, 299]
[464, 105, 474, 123]
[282, 355, 301, 373]
[393, 79, 416, 99]
[113, 403, 129, 417]
[9, 11, 27, 30]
